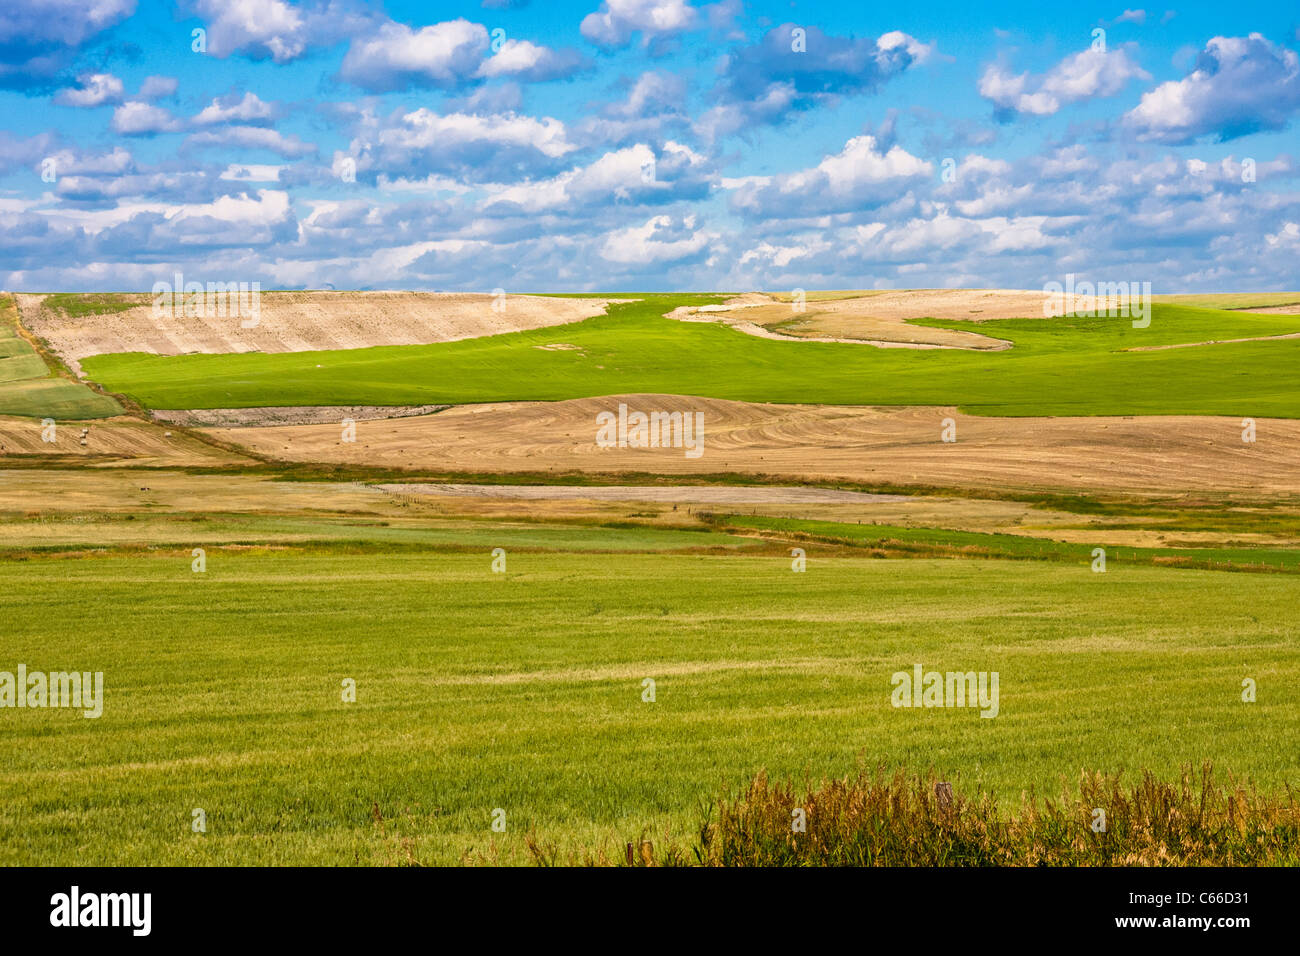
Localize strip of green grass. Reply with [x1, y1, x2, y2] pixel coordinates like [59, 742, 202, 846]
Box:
[40, 293, 141, 318]
[0, 296, 122, 419]
[81, 297, 1300, 416]
[0, 512, 752, 554]
[719, 514, 1300, 572]
[1, 549, 1295, 864]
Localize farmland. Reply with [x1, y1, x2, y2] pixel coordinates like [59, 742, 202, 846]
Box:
[2, 536, 1296, 866]
[80, 297, 1300, 417]
[0, 297, 121, 420]
[3, 288, 1300, 867]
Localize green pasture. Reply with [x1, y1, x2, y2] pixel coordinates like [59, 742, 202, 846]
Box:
[1, 531, 1295, 865]
[80, 296, 1300, 416]
[0, 296, 122, 419]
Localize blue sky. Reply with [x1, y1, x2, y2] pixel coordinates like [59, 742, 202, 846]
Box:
[0, 0, 1297, 292]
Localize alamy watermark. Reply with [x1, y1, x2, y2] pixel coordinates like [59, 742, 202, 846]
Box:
[1, 664, 103, 718]
[891, 664, 999, 718]
[596, 402, 704, 459]
[152, 272, 261, 328]
[1043, 273, 1152, 328]
[50, 886, 150, 936]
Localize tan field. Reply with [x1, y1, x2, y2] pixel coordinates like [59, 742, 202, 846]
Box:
[5, 468, 1296, 554]
[14, 291, 625, 375]
[0, 414, 248, 466]
[669, 289, 1153, 349]
[199, 393, 1300, 496]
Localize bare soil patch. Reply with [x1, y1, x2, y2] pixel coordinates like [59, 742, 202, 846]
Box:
[666, 289, 1134, 350]
[14, 291, 627, 376]
[0, 415, 248, 466]
[201, 394, 1300, 495]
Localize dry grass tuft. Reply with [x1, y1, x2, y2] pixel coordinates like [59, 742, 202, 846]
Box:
[541, 764, 1300, 866]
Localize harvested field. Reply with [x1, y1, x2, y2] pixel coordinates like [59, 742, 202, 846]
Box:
[0, 415, 247, 467]
[377, 483, 910, 505]
[202, 394, 1300, 495]
[15, 291, 626, 376]
[667, 289, 1160, 349]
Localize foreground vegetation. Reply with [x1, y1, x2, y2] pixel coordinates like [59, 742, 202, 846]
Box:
[1, 535, 1295, 865]
[81, 296, 1300, 417]
[586, 764, 1300, 866]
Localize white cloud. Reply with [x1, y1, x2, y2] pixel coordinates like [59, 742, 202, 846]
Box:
[379, 108, 575, 159]
[197, 0, 309, 62]
[731, 134, 931, 217]
[111, 101, 184, 135]
[1266, 221, 1300, 245]
[138, 75, 178, 100]
[220, 164, 285, 182]
[980, 46, 1150, 116]
[581, 0, 696, 50]
[1124, 34, 1300, 143]
[486, 144, 662, 212]
[54, 72, 124, 107]
[187, 126, 316, 157]
[476, 38, 582, 81]
[340, 18, 487, 91]
[193, 91, 277, 126]
[599, 213, 716, 263]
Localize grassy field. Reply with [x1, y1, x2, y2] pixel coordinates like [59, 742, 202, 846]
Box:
[717, 514, 1300, 572]
[80, 296, 1300, 416]
[0, 296, 122, 419]
[1, 527, 1296, 866]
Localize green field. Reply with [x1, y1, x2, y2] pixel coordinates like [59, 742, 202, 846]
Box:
[79, 296, 1300, 416]
[2, 524, 1295, 865]
[0, 296, 122, 419]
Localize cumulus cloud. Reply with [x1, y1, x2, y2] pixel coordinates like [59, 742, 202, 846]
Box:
[0, 0, 136, 89]
[1266, 221, 1300, 245]
[193, 91, 278, 126]
[194, 0, 312, 62]
[599, 213, 716, 265]
[979, 46, 1150, 117]
[576, 71, 690, 145]
[343, 107, 577, 184]
[340, 18, 486, 90]
[485, 141, 710, 213]
[1108, 9, 1147, 26]
[581, 0, 697, 50]
[477, 39, 585, 81]
[1123, 34, 1300, 143]
[339, 17, 581, 91]
[54, 73, 125, 107]
[186, 126, 316, 157]
[138, 75, 179, 100]
[6, 5, 1300, 294]
[729, 134, 932, 218]
[111, 102, 184, 136]
[698, 26, 933, 142]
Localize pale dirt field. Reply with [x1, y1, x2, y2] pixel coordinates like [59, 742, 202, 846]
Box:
[6, 468, 1295, 552]
[377, 483, 911, 504]
[14, 292, 625, 376]
[0, 469, 382, 515]
[668, 289, 1149, 350]
[0, 415, 248, 466]
[200, 393, 1300, 496]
